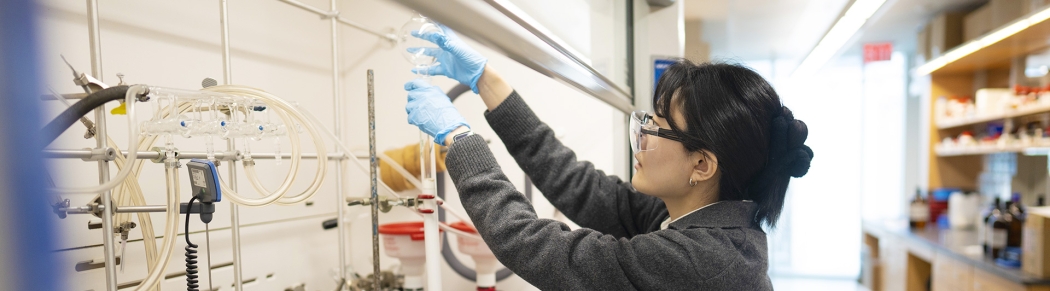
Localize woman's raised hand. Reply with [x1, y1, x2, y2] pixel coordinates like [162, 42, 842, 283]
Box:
[408, 24, 488, 93]
[403, 79, 470, 146]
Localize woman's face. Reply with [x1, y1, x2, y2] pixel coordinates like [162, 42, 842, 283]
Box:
[630, 106, 702, 200]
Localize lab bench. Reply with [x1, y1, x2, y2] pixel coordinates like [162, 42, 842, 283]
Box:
[862, 219, 1050, 291]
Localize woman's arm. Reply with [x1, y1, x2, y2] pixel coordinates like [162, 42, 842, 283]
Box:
[480, 89, 664, 237]
[443, 66, 510, 141]
[476, 65, 513, 111]
[444, 136, 753, 290]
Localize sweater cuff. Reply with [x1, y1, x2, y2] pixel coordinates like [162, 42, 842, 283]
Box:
[444, 134, 499, 183]
[484, 91, 543, 146]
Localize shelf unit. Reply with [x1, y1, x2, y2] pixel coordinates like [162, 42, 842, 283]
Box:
[919, 5, 1050, 190]
[870, 5, 1050, 291]
[936, 103, 1050, 129]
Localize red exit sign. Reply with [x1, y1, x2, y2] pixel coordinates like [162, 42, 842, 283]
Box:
[863, 42, 893, 63]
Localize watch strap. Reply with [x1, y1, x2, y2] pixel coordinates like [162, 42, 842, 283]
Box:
[450, 130, 475, 147]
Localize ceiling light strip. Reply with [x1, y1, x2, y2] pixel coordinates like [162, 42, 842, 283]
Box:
[792, 0, 888, 78]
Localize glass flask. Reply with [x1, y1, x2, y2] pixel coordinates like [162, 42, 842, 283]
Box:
[398, 14, 443, 77]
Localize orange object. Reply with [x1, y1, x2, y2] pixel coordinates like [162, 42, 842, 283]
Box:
[379, 143, 448, 192]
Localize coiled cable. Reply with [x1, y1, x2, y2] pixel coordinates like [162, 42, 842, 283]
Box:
[184, 195, 200, 291]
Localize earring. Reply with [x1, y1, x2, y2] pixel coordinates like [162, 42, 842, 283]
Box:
[689, 178, 697, 187]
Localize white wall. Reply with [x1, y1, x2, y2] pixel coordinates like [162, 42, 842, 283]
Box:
[633, 0, 685, 112]
[747, 56, 864, 278]
[40, 1, 621, 290]
[860, 52, 907, 221]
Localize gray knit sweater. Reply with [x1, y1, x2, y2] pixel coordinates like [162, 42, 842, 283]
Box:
[444, 92, 773, 290]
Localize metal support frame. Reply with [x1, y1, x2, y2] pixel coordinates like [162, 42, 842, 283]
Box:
[277, 0, 396, 43]
[62, 205, 168, 214]
[367, 69, 381, 291]
[217, 1, 245, 290]
[329, 0, 351, 289]
[68, 1, 390, 290]
[42, 149, 349, 161]
[85, 1, 118, 290]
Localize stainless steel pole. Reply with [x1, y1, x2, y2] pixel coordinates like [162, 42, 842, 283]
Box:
[275, 0, 395, 42]
[330, 0, 350, 289]
[41, 149, 347, 161]
[218, 1, 243, 290]
[86, 1, 116, 290]
[367, 70, 380, 291]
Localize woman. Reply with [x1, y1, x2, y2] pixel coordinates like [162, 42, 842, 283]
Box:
[402, 26, 813, 290]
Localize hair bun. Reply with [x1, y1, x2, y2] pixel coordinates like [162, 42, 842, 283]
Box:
[767, 106, 813, 178]
[786, 145, 813, 178]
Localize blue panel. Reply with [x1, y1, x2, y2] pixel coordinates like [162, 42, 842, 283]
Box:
[652, 58, 677, 102]
[0, 0, 63, 290]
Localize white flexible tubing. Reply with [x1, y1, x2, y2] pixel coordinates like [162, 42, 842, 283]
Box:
[291, 103, 485, 241]
[235, 86, 326, 205]
[239, 107, 299, 198]
[199, 86, 303, 207]
[131, 160, 180, 291]
[376, 151, 423, 190]
[293, 102, 404, 199]
[208, 84, 327, 203]
[108, 136, 159, 274]
[49, 85, 146, 194]
[128, 103, 194, 289]
[217, 88, 328, 205]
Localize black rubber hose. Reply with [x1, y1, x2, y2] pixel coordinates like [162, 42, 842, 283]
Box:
[446, 83, 470, 103]
[41, 85, 130, 145]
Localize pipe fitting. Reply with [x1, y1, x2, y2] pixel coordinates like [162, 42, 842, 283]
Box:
[79, 147, 116, 162]
[149, 147, 174, 164]
[135, 86, 150, 102]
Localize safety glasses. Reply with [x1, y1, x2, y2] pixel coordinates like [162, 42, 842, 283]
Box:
[629, 110, 687, 152]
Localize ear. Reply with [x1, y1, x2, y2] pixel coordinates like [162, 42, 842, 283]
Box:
[691, 150, 718, 182]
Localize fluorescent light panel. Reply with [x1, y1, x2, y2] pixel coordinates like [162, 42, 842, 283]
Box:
[915, 6, 1050, 75]
[792, 0, 888, 78]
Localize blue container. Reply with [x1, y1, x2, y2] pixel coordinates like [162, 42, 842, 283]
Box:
[997, 247, 1022, 269]
[932, 188, 959, 202]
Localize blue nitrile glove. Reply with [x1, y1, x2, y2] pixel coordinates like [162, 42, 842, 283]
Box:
[408, 24, 488, 93]
[404, 79, 470, 146]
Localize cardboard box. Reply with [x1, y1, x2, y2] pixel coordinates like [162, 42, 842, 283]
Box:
[929, 12, 966, 58]
[917, 24, 931, 62]
[1023, 206, 1050, 277]
[965, 0, 1026, 41]
[965, 5, 992, 41]
[1024, 0, 1050, 15]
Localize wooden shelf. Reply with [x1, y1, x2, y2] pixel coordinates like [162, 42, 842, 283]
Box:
[936, 103, 1050, 129]
[918, 7, 1050, 76]
[922, 8, 1050, 189]
[936, 145, 1050, 156]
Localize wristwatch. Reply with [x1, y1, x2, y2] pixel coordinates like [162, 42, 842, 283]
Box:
[448, 130, 475, 147]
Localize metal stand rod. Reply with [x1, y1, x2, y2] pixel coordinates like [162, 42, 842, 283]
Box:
[367, 69, 380, 291]
[41, 149, 350, 161]
[62, 205, 167, 214]
[276, 0, 396, 42]
[330, 0, 350, 288]
[218, 1, 243, 290]
[85, 0, 116, 290]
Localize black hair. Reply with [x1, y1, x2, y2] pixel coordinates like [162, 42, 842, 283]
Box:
[652, 60, 813, 229]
